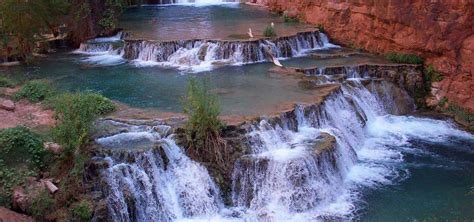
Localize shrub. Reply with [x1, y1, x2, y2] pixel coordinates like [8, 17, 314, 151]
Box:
[14, 80, 54, 102]
[425, 64, 444, 82]
[316, 24, 325, 33]
[52, 92, 116, 154]
[71, 200, 92, 221]
[283, 14, 299, 23]
[0, 76, 14, 87]
[0, 160, 33, 208]
[0, 126, 48, 169]
[386, 52, 423, 64]
[182, 78, 227, 165]
[263, 25, 277, 37]
[29, 190, 55, 219]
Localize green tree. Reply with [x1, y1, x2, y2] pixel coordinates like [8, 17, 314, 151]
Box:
[0, 0, 69, 58]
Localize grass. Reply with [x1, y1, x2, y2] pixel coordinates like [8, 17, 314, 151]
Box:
[71, 200, 92, 221]
[386, 52, 423, 64]
[29, 190, 55, 220]
[263, 25, 277, 37]
[283, 14, 299, 23]
[182, 78, 227, 166]
[0, 76, 14, 87]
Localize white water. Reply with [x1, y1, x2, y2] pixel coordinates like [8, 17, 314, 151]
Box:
[143, 0, 240, 7]
[95, 80, 473, 221]
[96, 124, 223, 221]
[75, 32, 339, 71]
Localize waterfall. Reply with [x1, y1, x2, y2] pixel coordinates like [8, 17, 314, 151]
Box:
[93, 122, 223, 221]
[93, 77, 473, 221]
[75, 31, 339, 71]
[230, 79, 419, 220]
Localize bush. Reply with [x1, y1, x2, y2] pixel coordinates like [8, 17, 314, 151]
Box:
[52, 92, 116, 154]
[386, 52, 423, 64]
[0, 76, 14, 87]
[0, 126, 48, 169]
[263, 25, 277, 37]
[29, 190, 55, 219]
[425, 64, 444, 82]
[283, 14, 299, 23]
[14, 80, 54, 102]
[182, 78, 227, 165]
[316, 24, 325, 33]
[0, 160, 33, 208]
[71, 200, 92, 221]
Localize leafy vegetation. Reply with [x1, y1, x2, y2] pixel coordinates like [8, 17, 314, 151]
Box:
[316, 24, 325, 33]
[386, 52, 423, 64]
[0, 126, 49, 170]
[29, 190, 55, 220]
[71, 200, 93, 221]
[0, 0, 69, 59]
[263, 25, 277, 37]
[182, 78, 227, 166]
[0, 160, 34, 208]
[14, 80, 54, 102]
[0, 76, 14, 87]
[283, 14, 299, 23]
[425, 64, 444, 82]
[51, 92, 116, 155]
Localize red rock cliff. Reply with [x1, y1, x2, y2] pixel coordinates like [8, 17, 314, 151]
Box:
[257, 0, 474, 113]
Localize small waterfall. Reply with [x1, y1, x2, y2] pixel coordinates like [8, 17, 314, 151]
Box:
[76, 31, 338, 71]
[94, 122, 223, 221]
[231, 79, 410, 220]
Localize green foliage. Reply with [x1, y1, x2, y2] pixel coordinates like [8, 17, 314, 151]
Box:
[386, 52, 424, 64]
[0, 76, 14, 87]
[183, 78, 223, 148]
[99, 9, 117, 30]
[283, 14, 299, 23]
[0, 126, 48, 170]
[0, 0, 69, 58]
[438, 97, 448, 107]
[425, 64, 444, 82]
[263, 25, 277, 37]
[0, 160, 34, 207]
[29, 190, 55, 219]
[51, 92, 116, 154]
[316, 24, 325, 33]
[71, 200, 92, 221]
[14, 80, 54, 102]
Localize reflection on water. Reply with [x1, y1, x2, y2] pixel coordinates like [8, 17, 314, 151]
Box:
[119, 4, 313, 41]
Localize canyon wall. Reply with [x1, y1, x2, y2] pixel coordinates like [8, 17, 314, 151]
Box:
[255, 0, 474, 113]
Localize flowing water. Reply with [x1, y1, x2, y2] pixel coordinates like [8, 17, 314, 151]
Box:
[1, 2, 473, 221]
[92, 79, 474, 221]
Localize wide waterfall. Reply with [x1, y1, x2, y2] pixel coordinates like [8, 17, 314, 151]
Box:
[93, 123, 224, 221]
[75, 31, 338, 71]
[92, 77, 473, 221]
[143, 0, 240, 5]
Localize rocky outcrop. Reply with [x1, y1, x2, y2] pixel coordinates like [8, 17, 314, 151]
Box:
[257, 0, 474, 114]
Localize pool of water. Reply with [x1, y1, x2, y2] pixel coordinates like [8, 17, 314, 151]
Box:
[119, 4, 313, 41]
[0, 50, 390, 117]
[358, 117, 474, 221]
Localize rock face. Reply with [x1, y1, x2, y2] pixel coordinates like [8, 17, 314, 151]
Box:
[257, 0, 474, 114]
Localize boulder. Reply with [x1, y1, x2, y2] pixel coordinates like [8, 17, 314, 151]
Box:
[43, 142, 63, 154]
[0, 99, 15, 112]
[0, 207, 34, 222]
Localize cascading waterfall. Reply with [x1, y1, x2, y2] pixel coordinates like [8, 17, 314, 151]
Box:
[94, 123, 223, 221]
[74, 31, 338, 71]
[144, 0, 239, 5]
[93, 79, 472, 221]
